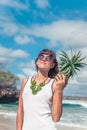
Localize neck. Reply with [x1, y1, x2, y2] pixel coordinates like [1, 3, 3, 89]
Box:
[36, 70, 48, 79]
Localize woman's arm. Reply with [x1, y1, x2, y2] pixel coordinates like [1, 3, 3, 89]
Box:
[51, 73, 67, 122]
[16, 78, 28, 130]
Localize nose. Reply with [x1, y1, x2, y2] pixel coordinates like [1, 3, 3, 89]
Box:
[42, 56, 46, 61]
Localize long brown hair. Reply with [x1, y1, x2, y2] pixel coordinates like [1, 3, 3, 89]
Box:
[35, 49, 59, 78]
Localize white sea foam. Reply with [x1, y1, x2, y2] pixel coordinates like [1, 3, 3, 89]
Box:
[0, 110, 16, 117]
[63, 99, 87, 108]
[0, 104, 17, 117]
[56, 122, 87, 128]
[61, 100, 87, 128]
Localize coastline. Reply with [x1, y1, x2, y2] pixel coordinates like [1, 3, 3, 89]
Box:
[0, 115, 87, 130]
[63, 96, 87, 101]
[0, 98, 87, 130]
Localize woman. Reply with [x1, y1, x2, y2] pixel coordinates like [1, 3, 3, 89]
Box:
[16, 49, 67, 130]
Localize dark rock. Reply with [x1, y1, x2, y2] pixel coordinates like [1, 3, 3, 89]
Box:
[0, 87, 19, 103]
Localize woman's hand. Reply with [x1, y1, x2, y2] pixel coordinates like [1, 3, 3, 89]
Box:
[52, 73, 68, 122]
[54, 73, 68, 92]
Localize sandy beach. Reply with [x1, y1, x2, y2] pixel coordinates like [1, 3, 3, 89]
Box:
[0, 115, 16, 130]
[0, 115, 87, 130]
[56, 124, 87, 130]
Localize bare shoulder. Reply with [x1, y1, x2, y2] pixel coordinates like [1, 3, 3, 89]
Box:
[22, 77, 28, 84]
[20, 77, 29, 93]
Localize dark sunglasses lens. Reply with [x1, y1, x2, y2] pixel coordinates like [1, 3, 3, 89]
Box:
[46, 56, 52, 61]
[38, 54, 44, 60]
[38, 54, 53, 61]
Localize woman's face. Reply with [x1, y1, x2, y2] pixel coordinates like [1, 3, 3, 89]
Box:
[36, 53, 55, 71]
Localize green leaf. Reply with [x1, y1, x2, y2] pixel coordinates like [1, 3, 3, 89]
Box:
[59, 49, 86, 78]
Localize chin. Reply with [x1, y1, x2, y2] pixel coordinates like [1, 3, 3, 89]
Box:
[37, 62, 50, 70]
[38, 66, 50, 71]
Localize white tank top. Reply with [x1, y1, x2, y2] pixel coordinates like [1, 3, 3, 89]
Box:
[22, 76, 57, 130]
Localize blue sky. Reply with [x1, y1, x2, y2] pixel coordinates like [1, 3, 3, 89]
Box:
[0, 0, 87, 97]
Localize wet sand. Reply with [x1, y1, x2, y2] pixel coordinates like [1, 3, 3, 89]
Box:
[56, 124, 87, 130]
[0, 115, 16, 130]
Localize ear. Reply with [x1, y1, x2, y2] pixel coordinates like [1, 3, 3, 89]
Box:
[35, 60, 38, 66]
[51, 62, 55, 68]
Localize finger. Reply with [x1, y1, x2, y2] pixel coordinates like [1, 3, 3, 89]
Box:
[61, 73, 66, 80]
[55, 77, 58, 81]
[62, 74, 68, 85]
[55, 74, 63, 81]
[57, 73, 64, 80]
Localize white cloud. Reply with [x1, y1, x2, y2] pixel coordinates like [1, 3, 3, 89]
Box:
[10, 49, 29, 58]
[16, 73, 25, 80]
[0, 0, 28, 10]
[1, 19, 87, 48]
[3, 23, 18, 36]
[69, 76, 87, 86]
[0, 56, 14, 64]
[69, 78, 80, 85]
[76, 69, 87, 85]
[0, 15, 12, 22]
[0, 20, 35, 44]
[35, 0, 50, 9]
[0, 18, 18, 36]
[0, 8, 20, 36]
[0, 45, 29, 64]
[18, 60, 36, 68]
[0, 45, 12, 56]
[18, 60, 37, 76]
[23, 20, 87, 48]
[14, 35, 34, 44]
[79, 70, 87, 78]
[22, 68, 36, 77]
[64, 83, 87, 97]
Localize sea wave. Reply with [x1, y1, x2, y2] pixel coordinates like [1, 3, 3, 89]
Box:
[0, 110, 16, 117]
[63, 99, 87, 108]
[56, 122, 87, 128]
[0, 104, 17, 117]
[0, 100, 87, 128]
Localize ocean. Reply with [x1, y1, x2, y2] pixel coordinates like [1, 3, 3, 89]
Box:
[58, 99, 87, 128]
[0, 99, 87, 128]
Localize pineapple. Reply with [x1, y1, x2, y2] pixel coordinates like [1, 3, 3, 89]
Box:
[59, 49, 86, 78]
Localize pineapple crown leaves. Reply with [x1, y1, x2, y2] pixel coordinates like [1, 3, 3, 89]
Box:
[59, 49, 87, 78]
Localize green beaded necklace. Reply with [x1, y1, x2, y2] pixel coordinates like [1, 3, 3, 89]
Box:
[30, 77, 48, 95]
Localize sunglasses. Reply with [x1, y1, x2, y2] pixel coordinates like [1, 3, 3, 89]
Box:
[38, 54, 53, 62]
